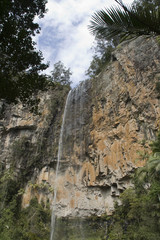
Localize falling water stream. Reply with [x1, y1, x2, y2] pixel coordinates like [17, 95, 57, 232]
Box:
[49, 81, 102, 240]
[49, 81, 88, 240]
[50, 90, 71, 240]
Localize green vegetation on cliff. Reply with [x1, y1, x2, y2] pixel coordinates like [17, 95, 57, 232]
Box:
[106, 132, 160, 240]
[0, 84, 70, 240]
[0, 137, 52, 240]
[0, 196, 51, 240]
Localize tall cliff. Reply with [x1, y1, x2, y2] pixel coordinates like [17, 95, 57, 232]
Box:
[0, 36, 160, 218]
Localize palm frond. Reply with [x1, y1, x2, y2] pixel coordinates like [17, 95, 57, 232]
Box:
[88, 2, 160, 42]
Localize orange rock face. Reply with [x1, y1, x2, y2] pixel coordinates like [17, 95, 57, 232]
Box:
[1, 37, 160, 217]
[25, 37, 159, 217]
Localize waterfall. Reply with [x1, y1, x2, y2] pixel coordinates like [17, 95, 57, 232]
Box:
[50, 79, 92, 239]
[50, 90, 71, 240]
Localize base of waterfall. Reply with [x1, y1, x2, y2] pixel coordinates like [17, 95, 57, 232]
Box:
[52, 216, 107, 240]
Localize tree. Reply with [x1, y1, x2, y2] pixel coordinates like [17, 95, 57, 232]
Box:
[85, 40, 114, 79]
[50, 61, 72, 86]
[0, 0, 48, 103]
[133, 0, 160, 10]
[88, 0, 160, 44]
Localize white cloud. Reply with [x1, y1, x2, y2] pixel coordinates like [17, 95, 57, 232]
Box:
[36, 0, 134, 87]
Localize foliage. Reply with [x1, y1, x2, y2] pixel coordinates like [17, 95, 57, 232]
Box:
[107, 186, 160, 240]
[132, 0, 160, 9]
[0, 83, 71, 239]
[88, 0, 160, 44]
[0, 81, 73, 239]
[0, 0, 48, 103]
[106, 131, 160, 239]
[87, 0, 160, 81]
[0, 161, 51, 239]
[49, 61, 72, 86]
[150, 131, 160, 153]
[0, 197, 51, 240]
[85, 40, 114, 79]
[29, 181, 54, 193]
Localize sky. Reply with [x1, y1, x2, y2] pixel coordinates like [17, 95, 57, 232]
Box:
[36, 0, 134, 87]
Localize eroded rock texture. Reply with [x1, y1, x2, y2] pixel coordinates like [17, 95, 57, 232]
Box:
[0, 36, 160, 217]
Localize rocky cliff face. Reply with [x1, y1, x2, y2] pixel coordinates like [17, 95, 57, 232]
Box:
[0, 85, 69, 206]
[0, 36, 160, 217]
